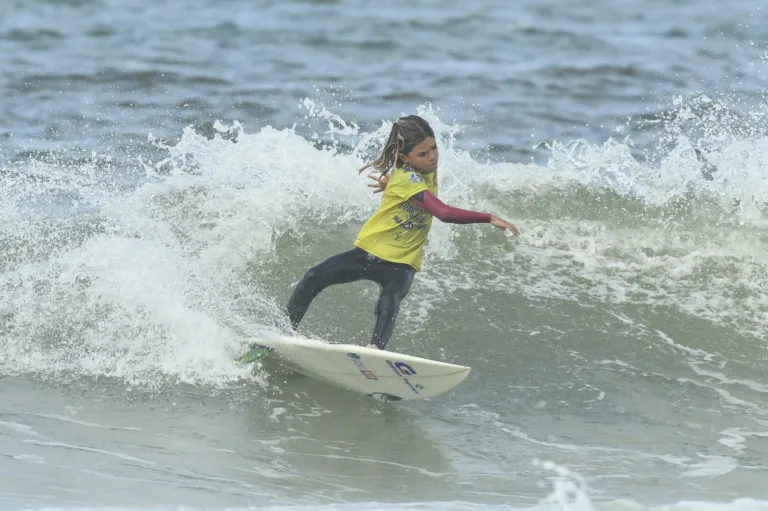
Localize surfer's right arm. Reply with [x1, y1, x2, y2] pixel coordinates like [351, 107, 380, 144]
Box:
[367, 172, 390, 194]
[410, 191, 519, 235]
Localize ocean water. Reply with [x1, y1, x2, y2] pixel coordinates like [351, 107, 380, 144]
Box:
[2, 0, 768, 510]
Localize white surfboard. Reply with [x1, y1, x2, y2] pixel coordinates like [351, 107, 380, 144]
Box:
[243, 335, 470, 401]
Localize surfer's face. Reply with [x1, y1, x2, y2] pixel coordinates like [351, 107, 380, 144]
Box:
[401, 137, 438, 174]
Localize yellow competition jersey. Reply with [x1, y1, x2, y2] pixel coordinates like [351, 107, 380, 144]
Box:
[354, 166, 438, 271]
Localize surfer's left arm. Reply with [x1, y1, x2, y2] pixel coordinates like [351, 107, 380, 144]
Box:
[410, 191, 520, 235]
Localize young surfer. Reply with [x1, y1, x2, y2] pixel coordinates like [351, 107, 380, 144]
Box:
[285, 115, 519, 349]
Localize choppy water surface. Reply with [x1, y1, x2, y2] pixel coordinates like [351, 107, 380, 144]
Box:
[2, 1, 768, 510]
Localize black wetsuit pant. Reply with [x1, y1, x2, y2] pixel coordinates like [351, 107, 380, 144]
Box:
[285, 248, 415, 349]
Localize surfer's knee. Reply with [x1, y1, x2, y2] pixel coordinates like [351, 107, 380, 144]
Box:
[299, 263, 328, 287]
[391, 269, 415, 301]
[302, 265, 320, 282]
[378, 278, 412, 312]
[376, 292, 401, 315]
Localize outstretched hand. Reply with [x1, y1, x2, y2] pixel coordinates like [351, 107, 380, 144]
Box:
[490, 215, 520, 236]
[367, 172, 389, 193]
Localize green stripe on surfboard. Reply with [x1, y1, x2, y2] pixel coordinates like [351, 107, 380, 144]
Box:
[235, 347, 268, 364]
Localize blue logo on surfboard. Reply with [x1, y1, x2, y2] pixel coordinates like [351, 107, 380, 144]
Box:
[386, 360, 420, 395]
[388, 361, 417, 376]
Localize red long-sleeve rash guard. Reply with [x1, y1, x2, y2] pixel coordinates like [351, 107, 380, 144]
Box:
[409, 191, 492, 224]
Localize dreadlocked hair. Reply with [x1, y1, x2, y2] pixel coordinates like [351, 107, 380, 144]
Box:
[359, 115, 435, 176]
